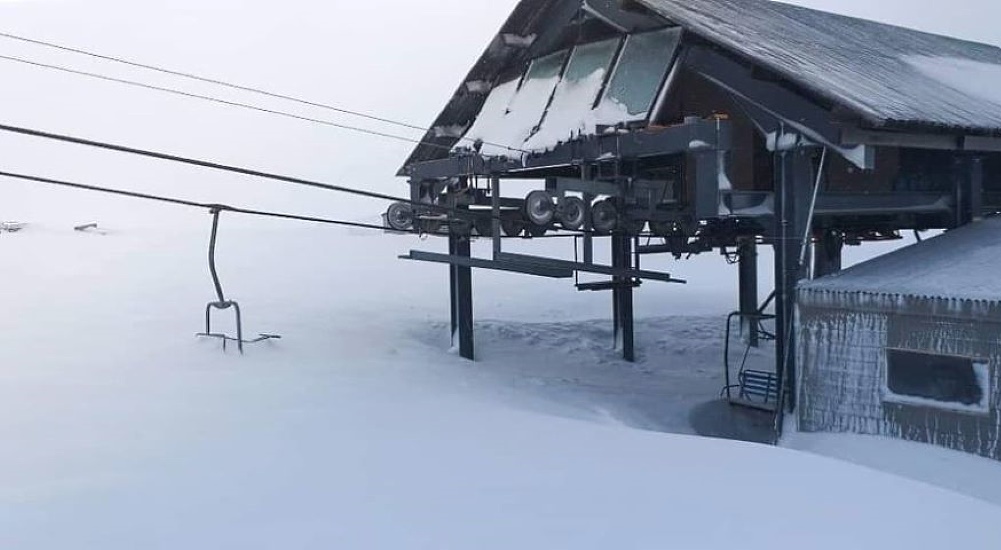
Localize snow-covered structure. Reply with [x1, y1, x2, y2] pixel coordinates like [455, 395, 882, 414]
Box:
[394, 0, 1001, 429]
[798, 218, 1001, 460]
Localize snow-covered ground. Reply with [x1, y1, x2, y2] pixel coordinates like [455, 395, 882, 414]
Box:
[2, 212, 1001, 548]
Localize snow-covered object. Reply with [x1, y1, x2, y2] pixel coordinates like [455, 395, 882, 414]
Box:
[802, 217, 1001, 303]
[797, 218, 1001, 462]
[636, 0, 1001, 132]
[465, 29, 682, 155]
[0, 221, 27, 232]
[3, 216, 1001, 545]
[463, 51, 566, 156]
[522, 39, 618, 151]
[404, 0, 1001, 171]
[906, 55, 1001, 108]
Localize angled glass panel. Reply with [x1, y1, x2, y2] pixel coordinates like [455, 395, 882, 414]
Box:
[524, 38, 620, 151]
[460, 77, 521, 153]
[596, 27, 682, 123]
[464, 50, 569, 156]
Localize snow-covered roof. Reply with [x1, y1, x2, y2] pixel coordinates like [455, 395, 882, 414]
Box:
[638, 0, 1001, 133]
[801, 218, 1001, 303]
[402, 0, 1001, 172]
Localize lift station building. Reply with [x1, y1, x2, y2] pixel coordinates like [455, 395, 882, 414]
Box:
[389, 0, 1001, 448]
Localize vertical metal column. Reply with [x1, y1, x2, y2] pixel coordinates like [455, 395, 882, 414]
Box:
[970, 156, 984, 222]
[583, 193, 595, 265]
[955, 156, 983, 227]
[813, 230, 844, 279]
[449, 179, 475, 361]
[491, 175, 502, 258]
[448, 234, 459, 341]
[612, 234, 636, 362]
[737, 237, 759, 348]
[773, 147, 815, 418]
[448, 230, 474, 361]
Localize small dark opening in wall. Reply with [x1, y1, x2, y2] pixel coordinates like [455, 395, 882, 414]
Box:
[886, 349, 984, 407]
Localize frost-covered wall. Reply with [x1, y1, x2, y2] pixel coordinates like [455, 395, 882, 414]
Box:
[798, 290, 1001, 461]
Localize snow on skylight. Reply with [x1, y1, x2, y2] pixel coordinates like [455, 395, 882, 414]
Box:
[523, 39, 619, 151]
[464, 51, 567, 156]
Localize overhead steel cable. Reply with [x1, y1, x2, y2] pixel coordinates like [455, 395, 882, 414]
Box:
[0, 53, 456, 151]
[0, 120, 443, 209]
[0, 121, 594, 236]
[0, 169, 585, 239]
[0, 31, 529, 154]
[0, 30, 430, 133]
[0, 169, 403, 233]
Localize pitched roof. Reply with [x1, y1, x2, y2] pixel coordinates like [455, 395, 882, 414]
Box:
[637, 0, 1001, 133]
[801, 217, 1001, 303]
[402, 0, 1001, 172]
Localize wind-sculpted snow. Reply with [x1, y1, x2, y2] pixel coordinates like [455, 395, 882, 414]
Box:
[1, 220, 1001, 547]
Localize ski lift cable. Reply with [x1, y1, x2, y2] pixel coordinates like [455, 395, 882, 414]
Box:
[0, 121, 594, 235]
[0, 170, 406, 232]
[0, 169, 584, 240]
[0, 120, 446, 211]
[0, 30, 431, 132]
[0, 31, 529, 154]
[0, 53, 459, 152]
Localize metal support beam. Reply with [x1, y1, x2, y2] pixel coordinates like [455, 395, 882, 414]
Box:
[773, 146, 816, 422]
[691, 147, 722, 221]
[612, 235, 636, 362]
[684, 45, 843, 146]
[495, 252, 685, 283]
[813, 230, 844, 278]
[737, 238, 759, 348]
[950, 154, 984, 226]
[449, 231, 474, 361]
[970, 156, 984, 222]
[583, 191, 595, 265]
[401, 250, 574, 278]
[491, 175, 502, 257]
[406, 119, 732, 181]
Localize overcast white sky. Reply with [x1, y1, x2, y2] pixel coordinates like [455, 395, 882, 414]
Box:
[0, 0, 996, 224]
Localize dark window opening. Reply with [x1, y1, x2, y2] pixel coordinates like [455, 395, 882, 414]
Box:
[886, 349, 987, 409]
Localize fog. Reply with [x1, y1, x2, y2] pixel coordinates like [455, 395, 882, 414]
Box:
[0, 0, 995, 224]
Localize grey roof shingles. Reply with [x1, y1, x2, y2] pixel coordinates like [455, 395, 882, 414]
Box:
[637, 0, 1001, 133]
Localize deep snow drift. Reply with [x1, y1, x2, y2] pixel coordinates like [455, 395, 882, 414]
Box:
[1, 213, 1000, 548]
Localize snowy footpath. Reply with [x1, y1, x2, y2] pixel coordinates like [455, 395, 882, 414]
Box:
[2, 217, 1001, 548]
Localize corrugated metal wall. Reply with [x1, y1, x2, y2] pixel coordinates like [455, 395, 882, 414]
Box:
[798, 291, 1001, 461]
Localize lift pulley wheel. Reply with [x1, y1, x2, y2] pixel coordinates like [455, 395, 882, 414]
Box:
[591, 199, 619, 234]
[557, 196, 587, 231]
[524, 190, 556, 226]
[386, 202, 415, 232]
[474, 215, 494, 237]
[501, 216, 526, 237]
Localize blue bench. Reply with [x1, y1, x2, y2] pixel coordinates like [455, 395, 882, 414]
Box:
[739, 370, 779, 404]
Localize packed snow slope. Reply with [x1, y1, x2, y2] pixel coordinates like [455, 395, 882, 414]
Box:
[1, 210, 1001, 549]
